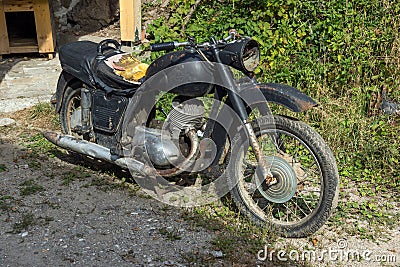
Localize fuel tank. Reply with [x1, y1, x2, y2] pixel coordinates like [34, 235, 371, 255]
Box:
[145, 50, 214, 97]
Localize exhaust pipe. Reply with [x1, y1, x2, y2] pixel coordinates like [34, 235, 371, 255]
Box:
[42, 131, 155, 176]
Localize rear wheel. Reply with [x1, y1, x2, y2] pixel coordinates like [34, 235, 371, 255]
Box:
[60, 85, 84, 138]
[229, 115, 339, 237]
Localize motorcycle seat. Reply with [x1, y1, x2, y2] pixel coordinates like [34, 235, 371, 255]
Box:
[59, 41, 98, 86]
[59, 41, 141, 94]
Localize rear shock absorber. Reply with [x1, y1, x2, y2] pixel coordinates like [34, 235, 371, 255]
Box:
[80, 87, 93, 138]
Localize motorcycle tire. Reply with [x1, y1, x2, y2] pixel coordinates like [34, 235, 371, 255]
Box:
[228, 115, 339, 237]
[60, 85, 84, 137]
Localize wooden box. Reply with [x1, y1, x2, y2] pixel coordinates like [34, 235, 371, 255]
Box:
[0, 0, 55, 58]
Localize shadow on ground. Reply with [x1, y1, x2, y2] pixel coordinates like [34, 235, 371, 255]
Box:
[0, 130, 220, 266]
[0, 56, 21, 84]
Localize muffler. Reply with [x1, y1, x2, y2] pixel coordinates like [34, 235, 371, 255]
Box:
[133, 126, 181, 167]
[42, 131, 155, 175]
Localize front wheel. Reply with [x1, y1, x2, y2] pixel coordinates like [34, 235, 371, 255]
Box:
[228, 115, 339, 237]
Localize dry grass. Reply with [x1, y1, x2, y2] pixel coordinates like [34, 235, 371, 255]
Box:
[7, 102, 59, 131]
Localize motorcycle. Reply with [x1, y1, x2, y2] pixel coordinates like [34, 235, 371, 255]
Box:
[44, 30, 339, 238]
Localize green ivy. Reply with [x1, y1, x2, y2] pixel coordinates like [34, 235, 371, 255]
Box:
[144, 0, 400, 217]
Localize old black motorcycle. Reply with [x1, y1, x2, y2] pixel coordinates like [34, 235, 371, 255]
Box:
[44, 30, 339, 237]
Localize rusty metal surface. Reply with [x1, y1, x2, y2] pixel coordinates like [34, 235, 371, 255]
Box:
[260, 83, 317, 112]
[244, 122, 277, 186]
[156, 130, 199, 177]
[42, 131, 150, 175]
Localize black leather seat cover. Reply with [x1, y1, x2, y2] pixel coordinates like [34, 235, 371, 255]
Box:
[59, 41, 140, 95]
[59, 41, 97, 86]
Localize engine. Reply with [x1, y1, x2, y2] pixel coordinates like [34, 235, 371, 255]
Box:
[145, 96, 205, 168]
[167, 96, 205, 133]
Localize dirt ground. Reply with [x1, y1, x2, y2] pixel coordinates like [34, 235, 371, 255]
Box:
[0, 124, 222, 266]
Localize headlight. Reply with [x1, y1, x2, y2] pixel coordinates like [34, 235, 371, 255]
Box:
[242, 39, 260, 72]
[220, 38, 260, 73]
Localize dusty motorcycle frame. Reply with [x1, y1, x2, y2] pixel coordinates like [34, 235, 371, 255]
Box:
[44, 32, 338, 238]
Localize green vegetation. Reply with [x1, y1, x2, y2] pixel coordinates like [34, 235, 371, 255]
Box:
[29, 102, 54, 120]
[29, 102, 60, 128]
[12, 212, 35, 233]
[23, 133, 58, 156]
[144, 0, 400, 239]
[12, 212, 53, 233]
[19, 179, 45, 196]
[0, 164, 7, 172]
[61, 167, 91, 186]
[158, 226, 182, 241]
[182, 200, 303, 265]
[0, 195, 15, 213]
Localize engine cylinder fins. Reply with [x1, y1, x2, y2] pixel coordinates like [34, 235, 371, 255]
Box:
[167, 96, 205, 131]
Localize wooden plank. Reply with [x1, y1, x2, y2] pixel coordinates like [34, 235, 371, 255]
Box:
[9, 45, 38, 53]
[120, 0, 141, 42]
[9, 37, 37, 47]
[3, 0, 34, 11]
[33, 0, 54, 53]
[0, 0, 10, 54]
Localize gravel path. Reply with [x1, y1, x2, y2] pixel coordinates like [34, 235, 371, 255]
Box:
[0, 139, 218, 266]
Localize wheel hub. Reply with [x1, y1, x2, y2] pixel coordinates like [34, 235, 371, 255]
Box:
[255, 156, 297, 204]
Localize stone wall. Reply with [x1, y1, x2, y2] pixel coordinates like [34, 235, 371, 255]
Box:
[52, 0, 119, 32]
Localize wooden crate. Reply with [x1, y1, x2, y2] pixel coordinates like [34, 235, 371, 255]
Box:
[0, 0, 55, 59]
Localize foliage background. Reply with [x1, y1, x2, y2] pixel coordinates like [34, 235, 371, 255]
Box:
[144, 0, 399, 238]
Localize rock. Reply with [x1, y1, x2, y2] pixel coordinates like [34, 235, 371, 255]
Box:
[210, 250, 224, 258]
[381, 99, 400, 114]
[67, 0, 119, 31]
[60, 0, 73, 8]
[21, 231, 28, 237]
[0, 118, 16, 127]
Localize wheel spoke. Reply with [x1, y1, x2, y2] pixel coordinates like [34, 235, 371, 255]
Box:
[282, 203, 299, 221]
[292, 196, 314, 214]
[291, 198, 309, 217]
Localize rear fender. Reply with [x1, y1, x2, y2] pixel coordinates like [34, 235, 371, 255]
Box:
[55, 71, 83, 113]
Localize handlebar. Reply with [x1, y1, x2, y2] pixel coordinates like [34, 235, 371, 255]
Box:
[224, 29, 238, 42]
[150, 41, 190, 52]
[149, 30, 239, 52]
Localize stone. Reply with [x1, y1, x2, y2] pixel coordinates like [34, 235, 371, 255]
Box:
[210, 250, 224, 258]
[0, 118, 16, 127]
[60, 0, 73, 8]
[67, 0, 119, 31]
[0, 56, 60, 113]
[21, 231, 28, 237]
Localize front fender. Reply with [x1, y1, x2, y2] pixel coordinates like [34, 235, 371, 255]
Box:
[241, 83, 318, 112]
